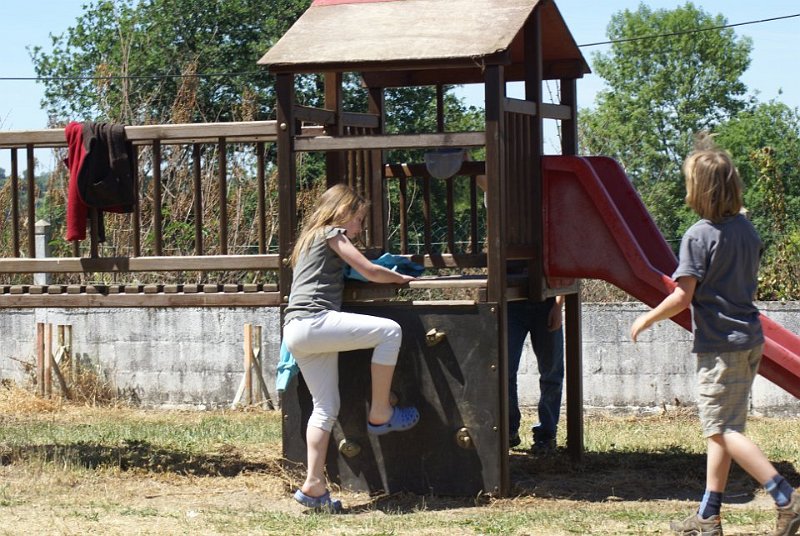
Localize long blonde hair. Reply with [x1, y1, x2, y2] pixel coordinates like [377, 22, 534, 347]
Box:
[683, 138, 743, 223]
[290, 183, 368, 267]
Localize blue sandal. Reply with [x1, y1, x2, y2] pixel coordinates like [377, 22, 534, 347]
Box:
[367, 406, 420, 436]
[293, 489, 342, 513]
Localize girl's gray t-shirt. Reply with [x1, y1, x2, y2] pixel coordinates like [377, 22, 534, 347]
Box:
[673, 214, 764, 353]
[284, 226, 346, 325]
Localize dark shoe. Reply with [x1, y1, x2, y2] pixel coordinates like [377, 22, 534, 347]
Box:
[531, 437, 556, 456]
[293, 489, 342, 513]
[774, 489, 800, 536]
[509, 434, 521, 449]
[669, 512, 722, 535]
[367, 406, 420, 436]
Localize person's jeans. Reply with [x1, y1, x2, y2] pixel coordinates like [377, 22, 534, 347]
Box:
[506, 298, 564, 441]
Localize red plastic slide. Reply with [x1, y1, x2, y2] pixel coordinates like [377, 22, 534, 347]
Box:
[542, 155, 800, 398]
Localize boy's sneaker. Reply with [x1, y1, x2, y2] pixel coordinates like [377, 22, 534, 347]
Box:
[773, 489, 800, 536]
[509, 434, 521, 449]
[669, 512, 722, 536]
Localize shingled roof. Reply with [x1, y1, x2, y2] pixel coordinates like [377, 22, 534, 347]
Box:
[258, 0, 589, 84]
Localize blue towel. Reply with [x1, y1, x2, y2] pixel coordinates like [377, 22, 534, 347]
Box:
[344, 253, 425, 281]
[276, 340, 298, 393]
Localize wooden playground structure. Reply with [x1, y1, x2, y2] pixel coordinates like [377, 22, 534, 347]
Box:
[0, 0, 592, 496]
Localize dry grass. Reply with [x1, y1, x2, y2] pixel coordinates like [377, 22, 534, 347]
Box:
[0, 385, 797, 535]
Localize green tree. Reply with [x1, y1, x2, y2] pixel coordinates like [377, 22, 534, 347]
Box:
[27, 0, 484, 262]
[714, 100, 800, 237]
[31, 0, 310, 125]
[579, 2, 752, 244]
[713, 101, 800, 299]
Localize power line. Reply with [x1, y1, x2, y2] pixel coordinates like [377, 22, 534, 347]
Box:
[579, 12, 800, 48]
[0, 71, 261, 82]
[0, 12, 798, 82]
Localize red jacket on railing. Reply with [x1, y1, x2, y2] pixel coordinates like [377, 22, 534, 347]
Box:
[64, 121, 135, 242]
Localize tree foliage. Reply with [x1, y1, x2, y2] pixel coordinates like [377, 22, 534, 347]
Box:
[580, 3, 800, 299]
[25, 0, 484, 269]
[31, 0, 310, 125]
[580, 3, 752, 243]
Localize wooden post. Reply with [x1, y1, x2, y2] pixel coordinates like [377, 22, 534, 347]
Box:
[68, 325, 75, 384]
[324, 72, 344, 186]
[253, 325, 263, 403]
[51, 325, 70, 399]
[44, 323, 53, 397]
[26, 145, 35, 258]
[36, 323, 44, 396]
[560, 77, 584, 462]
[132, 145, 141, 257]
[366, 86, 386, 250]
[524, 7, 545, 302]
[10, 148, 20, 257]
[192, 143, 203, 256]
[244, 323, 254, 404]
[276, 73, 297, 305]
[565, 290, 583, 461]
[232, 324, 274, 409]
[218, 137, 228, 255]
[152, 140, 163, 256]
[484, 63, 509, 496]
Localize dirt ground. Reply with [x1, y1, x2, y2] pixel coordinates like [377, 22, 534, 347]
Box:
[0, 439, 788, 535]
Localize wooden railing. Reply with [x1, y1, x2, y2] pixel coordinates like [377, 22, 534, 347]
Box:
[0, 117, 502, 307]
[0, 121, 287, 306]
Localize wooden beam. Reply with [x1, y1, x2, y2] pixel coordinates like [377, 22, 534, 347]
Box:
[0, 121, 280, 149]
[0, 254, 280, 273]
[403, 253, 487, 269]
[540, 103, 572, 121]
[359, 60, 588, 88]
[266, 52, 512, 76]
[503, 98, 537, 116]
[384, 161, 485, 179]
[295, 132, 485, 152]
[341, 112, 380, 129]
[293, 105, 336, 125]
[0, 292, 283, 308]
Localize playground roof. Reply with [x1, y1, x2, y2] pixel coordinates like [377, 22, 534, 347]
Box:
[257, 0, 590, 84]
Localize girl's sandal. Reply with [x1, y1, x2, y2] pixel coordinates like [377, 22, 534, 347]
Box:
[293, 489, 343, 513]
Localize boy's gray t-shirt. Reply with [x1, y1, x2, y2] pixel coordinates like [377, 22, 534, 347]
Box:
[284, 226, 346, 325]
[673, 214, 764, 353]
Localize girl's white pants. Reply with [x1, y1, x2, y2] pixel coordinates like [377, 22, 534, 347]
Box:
[283, 310, 402, 432]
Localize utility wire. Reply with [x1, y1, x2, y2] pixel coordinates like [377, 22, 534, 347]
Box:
[0, 12, 798, 81]
[579, 12, 799, 47]
[0, 71, 259, 81]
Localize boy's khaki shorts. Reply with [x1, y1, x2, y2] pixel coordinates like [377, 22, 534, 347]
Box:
[696, 344, 763, 438]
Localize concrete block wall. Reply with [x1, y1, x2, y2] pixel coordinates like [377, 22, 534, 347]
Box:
[0, 307, 281, 409]
[0, 302, 797, 414]
[516, 302, 799, 416]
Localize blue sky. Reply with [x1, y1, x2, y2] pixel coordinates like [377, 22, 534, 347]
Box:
[1, 1, 798, 169]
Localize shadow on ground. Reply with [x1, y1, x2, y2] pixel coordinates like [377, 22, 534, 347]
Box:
[1, 439, 796, 515]
[509, 446, 800, 503]
[0, 440, 277, 477]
